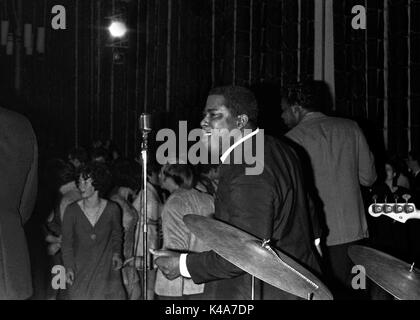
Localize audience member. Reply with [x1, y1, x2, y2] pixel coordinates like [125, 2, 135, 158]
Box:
[109, 159, 141, 300]
[154, 163, 214, 300]
[61, 162, 125, 300]
[132, 161, 163, 300]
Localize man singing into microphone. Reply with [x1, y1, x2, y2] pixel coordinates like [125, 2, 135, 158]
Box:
[152, 86, 322, 300]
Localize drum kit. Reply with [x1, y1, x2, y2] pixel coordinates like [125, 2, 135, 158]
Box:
[183, 214, 420, 300]
[183, 214, 332, 300]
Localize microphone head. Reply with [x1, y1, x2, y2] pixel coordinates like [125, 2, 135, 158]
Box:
[139, 113, 152, 132]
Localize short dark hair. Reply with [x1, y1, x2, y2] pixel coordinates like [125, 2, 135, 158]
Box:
[209, 86, 258, 124]
[162, 163, 194, 189]
[283, 81, 325, 112]
[68, 147, 88, 163]
[77, 162, 112, 197]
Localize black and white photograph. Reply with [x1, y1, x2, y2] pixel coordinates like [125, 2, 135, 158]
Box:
[0, 0, 420, 307]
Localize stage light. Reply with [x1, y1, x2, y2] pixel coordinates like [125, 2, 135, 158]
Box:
[108, 21, 127, 38]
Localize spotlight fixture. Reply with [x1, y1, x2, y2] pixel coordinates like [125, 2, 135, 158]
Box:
[105, 13, 129, 49]
[108, 21, 128, 39]
[105, 1, 129, 52]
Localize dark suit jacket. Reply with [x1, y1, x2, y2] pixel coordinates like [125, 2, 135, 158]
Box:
[0, 107, 38, 300]
[187, 135, 322, 300]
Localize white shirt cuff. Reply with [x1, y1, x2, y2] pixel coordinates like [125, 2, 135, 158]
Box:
[314, 238, 321, 246]
[179, 253, 192, 278]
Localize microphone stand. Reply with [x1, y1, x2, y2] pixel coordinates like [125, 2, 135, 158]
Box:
[141, 131, 149, 300]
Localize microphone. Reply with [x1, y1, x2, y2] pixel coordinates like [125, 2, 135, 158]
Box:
[139, 113, 152, 132]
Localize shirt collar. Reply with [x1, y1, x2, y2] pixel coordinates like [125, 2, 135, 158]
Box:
[220, 128, 260, 163]
[300, 111, 325, 123]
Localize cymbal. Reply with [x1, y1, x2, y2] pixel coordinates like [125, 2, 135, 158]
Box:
[348, 245, 420, 300]
[183, 214, 333, 300]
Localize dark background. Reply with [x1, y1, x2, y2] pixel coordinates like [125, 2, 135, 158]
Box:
[2, 0, 419, 161]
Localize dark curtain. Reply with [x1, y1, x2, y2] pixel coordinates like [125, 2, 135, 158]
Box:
[0, 0, 314, 158]
[333, 0, 420, 158]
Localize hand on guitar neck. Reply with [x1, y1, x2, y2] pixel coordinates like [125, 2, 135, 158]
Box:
[368, 194, 420, 223]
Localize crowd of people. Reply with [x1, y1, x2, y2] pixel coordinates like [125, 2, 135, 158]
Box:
[42, 143, 219, 300]
[2, 82, 420, 300]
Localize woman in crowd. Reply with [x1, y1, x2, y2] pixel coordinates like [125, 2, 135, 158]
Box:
[109, 159, 142, 300]
[154, 163, 214, 300]
[61, 162, 126, 300]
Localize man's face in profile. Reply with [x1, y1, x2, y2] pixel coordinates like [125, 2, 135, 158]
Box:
[200, 94, 239, 156]
[281, 99, 300, 129]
